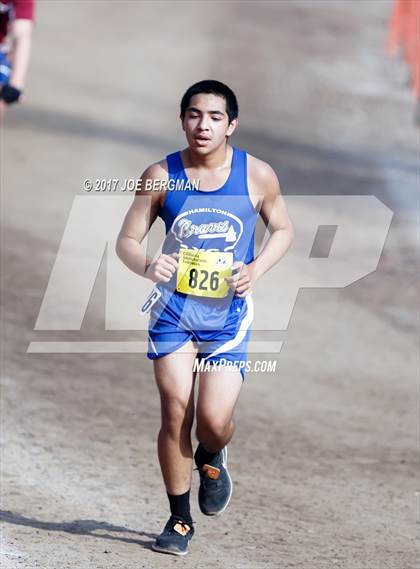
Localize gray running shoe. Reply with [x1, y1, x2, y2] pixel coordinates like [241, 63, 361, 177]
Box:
[195, 446, 233, 516]
[152, 516, 194, 556]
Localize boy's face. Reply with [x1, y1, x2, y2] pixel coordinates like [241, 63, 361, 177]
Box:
[181, 93, 237, 154]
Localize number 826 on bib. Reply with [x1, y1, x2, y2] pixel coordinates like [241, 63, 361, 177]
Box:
[176, 249, 233, 298]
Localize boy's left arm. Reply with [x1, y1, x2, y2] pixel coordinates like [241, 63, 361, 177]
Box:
[226, 162, 294, 298]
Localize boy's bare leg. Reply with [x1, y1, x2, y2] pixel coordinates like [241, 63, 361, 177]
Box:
[193, 368, 243, 516]
[196, 368, 243, 452]
[153, 341, 198, 495]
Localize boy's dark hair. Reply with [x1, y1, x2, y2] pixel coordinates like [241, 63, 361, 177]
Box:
[180, 80, 239, 123]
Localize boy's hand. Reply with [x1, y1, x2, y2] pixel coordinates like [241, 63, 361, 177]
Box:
[225, 261, 255, 297]
[145, 252, 179, 283]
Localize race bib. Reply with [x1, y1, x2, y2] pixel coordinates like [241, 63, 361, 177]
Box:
[140, 287, 162, 314]
[176, 249, 233, 298]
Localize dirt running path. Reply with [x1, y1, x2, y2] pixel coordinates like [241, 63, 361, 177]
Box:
[1, 2, 418, 568]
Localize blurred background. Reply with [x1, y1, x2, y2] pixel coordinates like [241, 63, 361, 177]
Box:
[1, 1, 419, 568]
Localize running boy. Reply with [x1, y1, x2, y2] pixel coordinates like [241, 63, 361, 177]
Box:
[116, 80, 294, 555]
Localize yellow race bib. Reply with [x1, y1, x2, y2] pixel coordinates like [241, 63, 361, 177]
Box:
[176, 249, 233, 298]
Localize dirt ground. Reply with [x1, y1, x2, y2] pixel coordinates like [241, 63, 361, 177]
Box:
[1, 1, 419, 568]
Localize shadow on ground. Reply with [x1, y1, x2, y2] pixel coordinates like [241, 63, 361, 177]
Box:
[0, 510, 156, 549]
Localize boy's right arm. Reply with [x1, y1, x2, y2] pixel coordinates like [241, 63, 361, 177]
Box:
[115, 162, 179, 283]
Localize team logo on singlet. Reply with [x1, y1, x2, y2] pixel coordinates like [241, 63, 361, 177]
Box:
[215, 256, 230, 268]
[171, 207, 243, 252]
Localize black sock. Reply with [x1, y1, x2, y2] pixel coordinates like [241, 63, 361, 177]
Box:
[167, 490, 192, 524]
[194, 443, 219, 469]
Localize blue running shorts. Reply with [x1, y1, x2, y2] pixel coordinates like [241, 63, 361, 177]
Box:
[146, 285, 254, 380]
[0, 53, 12, 86]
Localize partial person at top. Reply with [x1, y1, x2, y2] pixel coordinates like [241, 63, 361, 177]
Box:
[0, 0, 35, 116]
